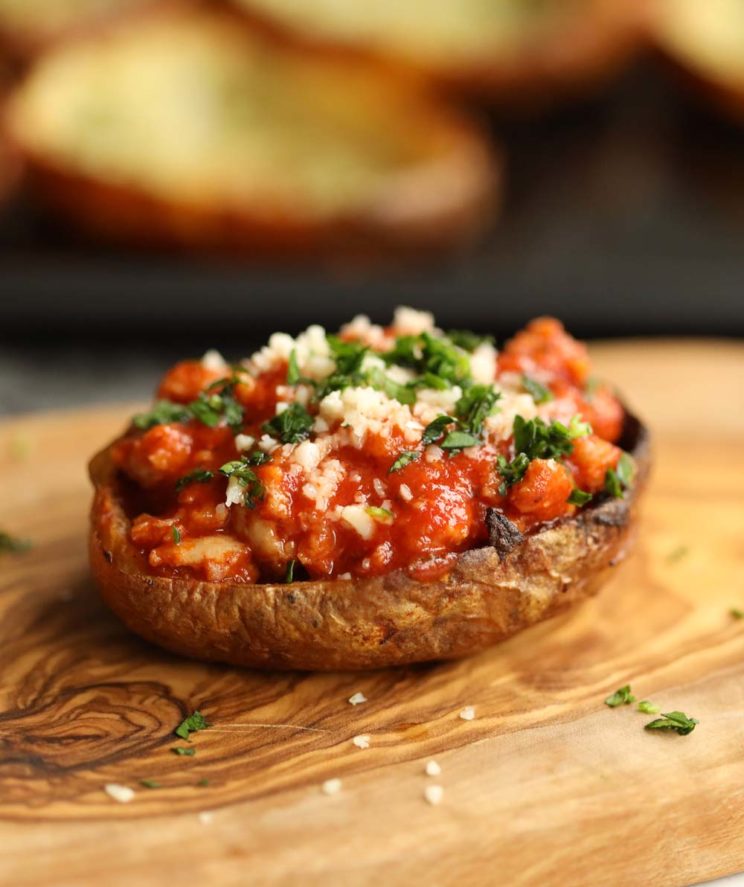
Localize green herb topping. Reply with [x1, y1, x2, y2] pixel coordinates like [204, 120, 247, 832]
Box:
[0, 531, 32, 555]
[496, 453, 530, 495]
[263, 403, 314, 444]
[219, 458, 264, 508]
[604, 452, 635, 499]
[644, 711, 698, 736]
[440, 430, 481, 451]
[285, 559, 296, 583]
[175, 469, 214, 492]
[446, 330, 494, 352]
[604, 685, 636, 707]
[140, 779, 161, 789]
[421, 415, 456, 446]
[731, 608, 744, 620]
[171, 746, 197, 756]
[133, 400, 192, 430]
[567, 488, 593, 506]
[389, 451, 420, 473]
[175, 710, 211, 741]
[455, 384, 501, 436]
[637, 701, 660, 714]
[522, 376, 554, 404]
[172, 526, 182, 545]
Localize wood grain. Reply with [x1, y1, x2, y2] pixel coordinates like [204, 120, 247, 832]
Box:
[0, 340, 743, 887]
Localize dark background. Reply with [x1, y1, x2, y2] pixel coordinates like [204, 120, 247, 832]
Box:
[2, 60, 744, 414]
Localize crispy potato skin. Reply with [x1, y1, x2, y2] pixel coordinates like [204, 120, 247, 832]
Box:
[88, 411, 649, 671]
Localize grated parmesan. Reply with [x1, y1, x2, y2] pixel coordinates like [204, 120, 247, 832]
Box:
[459, 706, 476, 721]
[322, 778, 343, 796]
[425, 760, 441, 777]
[352, 734, 371, 749]
[424, 785, 444, 806]
[104, 783, 135, 804]
[348, 692, 367, 705]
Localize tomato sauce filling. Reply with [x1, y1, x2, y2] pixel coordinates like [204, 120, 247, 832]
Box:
[111, 315, 628, 584]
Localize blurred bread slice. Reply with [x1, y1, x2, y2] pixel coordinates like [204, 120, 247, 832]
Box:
[0, 0, 165, 61]
[652, 0, 744, 122]
[4, 7, 499, 259]
[230, 0, 644, 107]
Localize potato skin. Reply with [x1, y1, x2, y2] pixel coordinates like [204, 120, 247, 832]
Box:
[88, 411, 649, 671]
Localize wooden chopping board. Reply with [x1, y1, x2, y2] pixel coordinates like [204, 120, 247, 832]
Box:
[1, 340, 743, 887]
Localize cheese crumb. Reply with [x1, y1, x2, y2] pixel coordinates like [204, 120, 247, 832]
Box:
[224, 475, 244, 508]
[234, 433, 255, 452]
[348, 692, 367, 705]
[198, 811, 214, 826]
[399, 483, 413, 502]
[201, 349, 227, 372]
[425, 760, 441, 777]
[459, 706, 476, 721]
[339, 505, 375, 540]
[322, 778, 343, 796]
[352, 734, 371, 749]
[393, 306, 435, 336]
[104, 783, 135, 804]
[424, 784, 444, 806]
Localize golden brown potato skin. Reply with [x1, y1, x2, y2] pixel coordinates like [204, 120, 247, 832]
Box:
[88, 411, 649, 671]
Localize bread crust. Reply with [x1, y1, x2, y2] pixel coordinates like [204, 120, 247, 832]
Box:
[88, 410, 649, 671]
[230, 0, 645, 109]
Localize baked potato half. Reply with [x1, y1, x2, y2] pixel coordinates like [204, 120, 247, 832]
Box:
[230, 0, 644, 107]
[4, 7, 498, 258]
[651, 0, 744, 123]
[88, 311, 648, 671]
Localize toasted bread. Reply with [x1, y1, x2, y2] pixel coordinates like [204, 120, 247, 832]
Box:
[230, 0, 644, 107]
[5, 8, 498, 258]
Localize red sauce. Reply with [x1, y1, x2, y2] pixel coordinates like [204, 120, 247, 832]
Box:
[113, 318, 625, 583]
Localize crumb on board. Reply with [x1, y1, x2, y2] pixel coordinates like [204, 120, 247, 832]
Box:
[322, 778, 343, 796]
[198, 811, 214, 826]
[104, 783, 135, 804]
[424, 785, 444, 806]
[459, 706, 476, 721]
[425, 760, 441, 777]
[352, 734, 371, 749]
[348, 692, 367, 706]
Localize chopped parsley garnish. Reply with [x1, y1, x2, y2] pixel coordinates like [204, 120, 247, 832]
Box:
[496, 453, 530, 495]
[175, 710, 211, 741]
[440, 430, 481, 451]
[171, 746, 196, 756]
[567, 488, 592, 506]
[421, 415, 456, 446]
[190, 390, 243, 432]
[454, 384, 500, 436]
[731, 608, 744, 620]
[389, 451, 420, 473]
[172, 526, 182, 545]
[604, 685, 636, 707]
[366, 506, 394, 522]
[140, 779, 161, 789]
[366, 367, 416, 406]
[513, 415, 589, 462]
[285, 559, 296, 583]
[246, 450, 270, 466]
[133, 400, 191, 430]
[522, 375, 554, 404]
[219, 458, 263, 508]
[197, 778, 210, 787]
[644, 711, 698, 736]
[384, 332, 470, 387]
[446, 330, 494, 352]
[604, 452, 635, 499]
[0, 531, 32, 554]
[263, 403, 314, 444]
[637, 701, 660, 714]
[286, 349, 303, 385]
[175, 469, 214, 492]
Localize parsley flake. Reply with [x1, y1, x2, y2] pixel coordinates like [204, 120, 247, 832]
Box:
[285, 559, 296, 583]
[440, 430, 480, 451]
[140, 779, 161, 789]
[172, 526, 182, 545]
[133, 400, 191, 430]
[731, 608, 744, 620]
[637, 701, 660, 714]
[389, 451, 420, 473]
[522, 376, 554, 404]
[422, 415, 456, 446]
[455, 384, 500, 436]
[496, 453, 530, 495]
[568, 488, 592, 506]
[171, 746, 197, 756]
[446, 330, 494, 352]
[644, 711, 698, 736]
[175, 469, 214, 492]
[263, 403, 313, 445]
[175, 711, 211, 741]
[604, 685, 636, 707]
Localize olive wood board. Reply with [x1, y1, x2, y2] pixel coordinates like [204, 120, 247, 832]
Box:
[0, 339, 743, 887]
